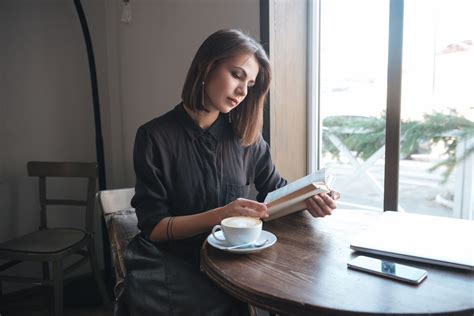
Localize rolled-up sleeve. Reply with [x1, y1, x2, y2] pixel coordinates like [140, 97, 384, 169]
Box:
[131, 127, 171, 239]
[253, 135, 287, 202]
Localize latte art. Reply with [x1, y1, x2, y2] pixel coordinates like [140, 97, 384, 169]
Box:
[212, 216, 263, 246]
[223, 216, 261, 228]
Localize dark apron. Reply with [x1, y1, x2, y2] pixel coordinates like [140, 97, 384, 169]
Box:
[121, 234, 249, 316]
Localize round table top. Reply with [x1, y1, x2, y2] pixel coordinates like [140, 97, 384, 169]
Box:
[200, 209, 474, 315]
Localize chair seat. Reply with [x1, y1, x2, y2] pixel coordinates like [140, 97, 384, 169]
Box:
[0, 228, 88, 254]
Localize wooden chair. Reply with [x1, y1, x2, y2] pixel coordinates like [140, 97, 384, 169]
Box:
[0, 162, 109, 316]
[97, 187, 138, 315]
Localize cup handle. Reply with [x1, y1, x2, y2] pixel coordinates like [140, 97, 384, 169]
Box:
[211, 225, 226, 241]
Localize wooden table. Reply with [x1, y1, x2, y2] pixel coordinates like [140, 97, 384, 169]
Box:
[200, 210, 474, 315]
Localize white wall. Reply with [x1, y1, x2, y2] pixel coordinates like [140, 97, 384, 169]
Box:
[0, 0, 259, 292]
[1, 0, 102, 240]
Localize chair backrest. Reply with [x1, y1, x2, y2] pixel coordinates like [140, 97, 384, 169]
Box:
[97, 188, 139, 297]
[98, 188, 135, 215]
[27, 161, 98, 232]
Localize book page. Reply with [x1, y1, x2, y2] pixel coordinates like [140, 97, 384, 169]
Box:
[264, 168, 333, 204]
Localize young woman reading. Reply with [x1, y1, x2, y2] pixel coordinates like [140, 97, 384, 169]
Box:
[123, 29, 338, 315]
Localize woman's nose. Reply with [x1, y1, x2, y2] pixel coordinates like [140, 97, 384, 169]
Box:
[236, 84, 247, 96]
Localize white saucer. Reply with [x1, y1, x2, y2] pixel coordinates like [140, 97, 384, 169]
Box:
[207, 230, 277, 254]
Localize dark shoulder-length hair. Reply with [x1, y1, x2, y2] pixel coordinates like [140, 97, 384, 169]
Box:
[181, 29, 271, 147]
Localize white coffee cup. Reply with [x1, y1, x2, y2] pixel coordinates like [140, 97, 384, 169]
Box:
[211, 216, 262, 246]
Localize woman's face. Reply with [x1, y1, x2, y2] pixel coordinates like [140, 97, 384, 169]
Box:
[203, 53, 259, 114]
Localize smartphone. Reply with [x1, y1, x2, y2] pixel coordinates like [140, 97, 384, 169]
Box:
[347, 256, 427, 284]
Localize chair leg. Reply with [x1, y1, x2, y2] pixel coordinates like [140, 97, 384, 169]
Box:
[52, 260, 64, 316]
[87, 242, 110, 304]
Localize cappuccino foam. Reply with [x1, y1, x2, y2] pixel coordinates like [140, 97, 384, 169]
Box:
[223, 216, 261, 228]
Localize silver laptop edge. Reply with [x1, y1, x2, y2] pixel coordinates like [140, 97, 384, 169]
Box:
[350, 245, 474, 271]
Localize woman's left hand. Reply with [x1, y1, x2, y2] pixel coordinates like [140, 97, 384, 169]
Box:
[305, 190, 339, 218]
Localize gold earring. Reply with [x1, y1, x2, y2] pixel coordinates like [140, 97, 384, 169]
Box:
[201, 81, 205, 107]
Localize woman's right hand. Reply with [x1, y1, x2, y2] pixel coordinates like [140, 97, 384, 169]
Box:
[219, 198, 269, 220]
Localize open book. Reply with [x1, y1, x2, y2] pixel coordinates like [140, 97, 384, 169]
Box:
[264, 169, 334, 221]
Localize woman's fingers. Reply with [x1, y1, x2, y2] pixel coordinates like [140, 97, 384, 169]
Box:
[231, 198, 268, 218]
[305, 197, 326, 217]
[315, 194, 334, 215]
[226, 192, 337, 220]
[235, 206, 269, 218]
[319, 192, 337, 209]
[236, 198, 267, 212]
[305, 193, 336, 218]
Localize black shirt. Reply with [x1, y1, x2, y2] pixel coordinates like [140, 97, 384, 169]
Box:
[131, 103, 287, 266]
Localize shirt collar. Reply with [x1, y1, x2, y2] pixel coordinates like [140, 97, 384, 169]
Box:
[174, 102, 227, 142]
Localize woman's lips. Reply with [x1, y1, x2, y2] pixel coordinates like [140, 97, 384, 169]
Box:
[228, 97, 239, 106]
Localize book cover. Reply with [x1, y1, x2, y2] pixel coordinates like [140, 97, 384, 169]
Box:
[264, 169, 334, 221]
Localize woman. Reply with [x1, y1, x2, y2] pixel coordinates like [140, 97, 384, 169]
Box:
[123, 29, 337, 315]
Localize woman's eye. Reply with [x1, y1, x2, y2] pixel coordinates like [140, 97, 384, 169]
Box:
[231, 72, 241, 79]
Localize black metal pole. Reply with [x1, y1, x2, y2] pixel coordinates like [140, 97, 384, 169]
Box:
[73, 0, 106, 190]
[73, 0, 112, 298]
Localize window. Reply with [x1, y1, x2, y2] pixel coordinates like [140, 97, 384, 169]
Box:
[310, 0, 474, 219]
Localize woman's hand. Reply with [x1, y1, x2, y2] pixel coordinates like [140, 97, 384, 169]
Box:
[219, 198, 269, 220]
[305, 190, 339, 218]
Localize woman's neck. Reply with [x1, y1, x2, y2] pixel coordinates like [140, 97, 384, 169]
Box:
[183, 104, 219, 130]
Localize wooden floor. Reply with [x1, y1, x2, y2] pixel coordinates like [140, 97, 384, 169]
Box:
[0, 284, 113, 316]
[1, 298, 113, 316]
[1, 306, 113, 316]
[1, 284, 271, 316]
[1, 305, 113, 316]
